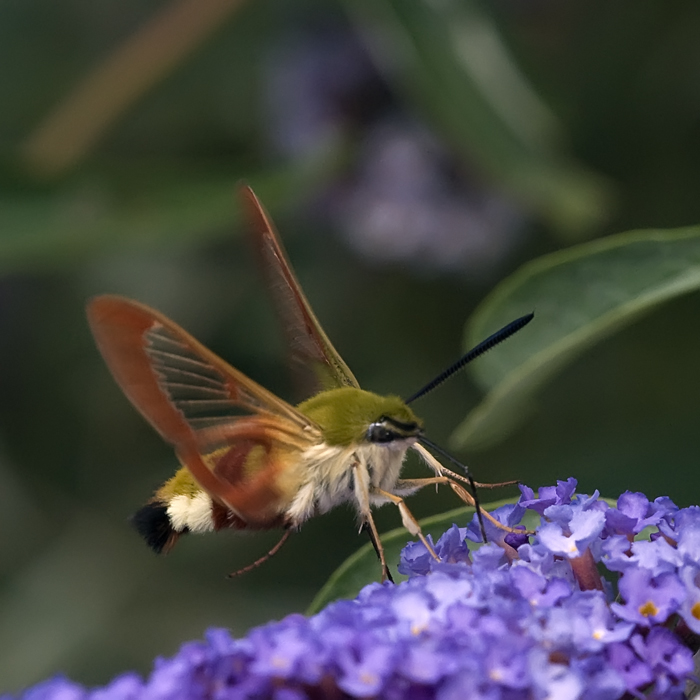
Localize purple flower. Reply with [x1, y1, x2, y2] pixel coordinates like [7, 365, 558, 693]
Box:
[509, 565, 572, 608]
[602, 534, 682, 575]
[534, 592, 634, 654]
[335, 637, 398, 696]
[263, 27, 381, 159]
[398, 536, 436, 576]
[466, 502, 526, 546]
[679, 564, 700, 634]
[19, 678, 85, 700]
[334, 119, 524, 274]
[528, 650, 584, 700]
[91, 675, 141, 700]
[630, 627, 694, 694]
[249, 617, 325, 684]
[12, 480, 700, 700]
[673, 506, 700, 565]
[434, 524, 471, 564]
[611, 568, 685, 626]
[605, 491, 662, 536]
[519, 477, 578, 514]
[571, 656, 627, 700]
[399, 638, 458, 684]
[607, 642, 654, 694]
[538, 506, 606, 559]
[389, 586, 436, 635]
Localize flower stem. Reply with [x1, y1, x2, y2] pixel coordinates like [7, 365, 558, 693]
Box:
[569, 548, 604, 591]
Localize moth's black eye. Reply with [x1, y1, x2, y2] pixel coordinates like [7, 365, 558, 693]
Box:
[366, 414, 422, 443]
[366, 423, 396, 443]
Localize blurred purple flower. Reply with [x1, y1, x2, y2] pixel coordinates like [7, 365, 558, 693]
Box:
[264, 23, 526, 275]
[607, 641, 655, 694]
[509, 565, 571, 608]
[679, 563, 700, 634]
[12, 480, 700, 700]
[336, 119, 525, 274]
[20, 678, 87, 700]
[264, 27, 385, 159]
[630, 628, 694, 694]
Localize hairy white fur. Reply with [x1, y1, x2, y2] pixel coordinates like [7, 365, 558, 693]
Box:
[285, 438, 417, 526]
[167, 492, 215, 533]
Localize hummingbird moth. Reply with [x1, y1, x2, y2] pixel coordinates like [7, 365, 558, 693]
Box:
[87, 186, 531, 582]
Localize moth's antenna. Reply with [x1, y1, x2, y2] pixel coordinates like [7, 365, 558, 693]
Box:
[228, 529, 291, 578]
[419, 436, 487, 543]
[405, 313, 534, 405]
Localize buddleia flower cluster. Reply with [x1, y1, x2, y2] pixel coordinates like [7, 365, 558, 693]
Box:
[13, 479, 700, 700]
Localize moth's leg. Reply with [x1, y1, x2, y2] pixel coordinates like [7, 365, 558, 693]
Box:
[286, 481, 317, 525]
[393, 476, 448, 491]
[411, 443, 517, 489]
[394, 476, 529, 536]
[412, 442, 481, 528]
[411, 441, 487, 540]
[473, 478, 519, 489]
[412, 443, 446, 477]
[439, 478, 525, 535]
[353, 462, 393, 583]
[372, 486, 440, 562]
[362, 519, 394, 584]
[227, 528, 292, 578]
[440, 466, 518, 490]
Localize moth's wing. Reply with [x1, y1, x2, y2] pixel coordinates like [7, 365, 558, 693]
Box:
[87, 294, 313, 441]
[240, 185, 360, 394]
[87, 295, 319, 514]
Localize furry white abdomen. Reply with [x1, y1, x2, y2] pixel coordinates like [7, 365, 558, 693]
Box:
[285, 439, 414, 526]
[167, 492, 215, 533]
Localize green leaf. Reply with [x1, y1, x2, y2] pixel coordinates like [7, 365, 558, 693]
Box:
[307, 497, 538, 614]
[452, 225, 700, 450]
[344, 0, 611, 237]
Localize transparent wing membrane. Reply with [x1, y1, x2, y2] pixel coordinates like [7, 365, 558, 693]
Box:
[240, 186, 359, 395]
[145, 323, 256, 428]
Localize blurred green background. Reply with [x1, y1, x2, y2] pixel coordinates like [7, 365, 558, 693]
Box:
[3, 0, 700, 693]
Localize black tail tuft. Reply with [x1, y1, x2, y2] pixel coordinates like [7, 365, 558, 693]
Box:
[131, 501, 184, 554]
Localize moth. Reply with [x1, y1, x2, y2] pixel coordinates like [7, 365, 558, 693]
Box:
[87, 186, 532, 582]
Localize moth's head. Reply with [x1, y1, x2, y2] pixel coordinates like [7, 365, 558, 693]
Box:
[364, 399, 423, 446]
[298, 388, 423, 447]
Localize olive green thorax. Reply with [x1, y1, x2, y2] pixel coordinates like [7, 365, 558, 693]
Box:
[155, 448, 228, 501]
[297, 387, 423, 446]
[156, 465, 202, 501]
